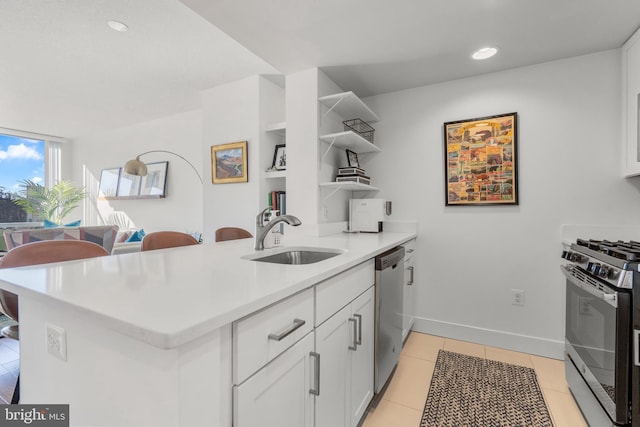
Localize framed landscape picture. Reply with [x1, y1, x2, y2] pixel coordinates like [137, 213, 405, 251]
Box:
[211, 141, 248, 184]
[443, 112, 518, 206]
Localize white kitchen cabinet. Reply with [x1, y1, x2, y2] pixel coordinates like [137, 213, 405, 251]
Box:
[233, 288, 314, 384]
[233, 259, 376, 427]
[402, 239, 416, 342]
[233, 288, 316, 427]
[623, 27, 640, 176]
[315, 302, 351, 427]
[233, 332, 315, 427]
[315, 287, 374, 427]
[348, 287, 375, 426]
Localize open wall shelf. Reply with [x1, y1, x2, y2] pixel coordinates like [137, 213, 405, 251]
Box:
[265, 170, 286, 179]
[319, 131, 381, 154]
[319, 182, 379, 191]
[318, 92, 379, 123]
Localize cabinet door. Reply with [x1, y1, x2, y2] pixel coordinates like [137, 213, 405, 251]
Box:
[349, 287, 375, 427]
[315, 305, 351, 427]
[234, 333, 314, 427]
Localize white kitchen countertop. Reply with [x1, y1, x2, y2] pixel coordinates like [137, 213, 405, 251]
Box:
[0, 231, 415, 349]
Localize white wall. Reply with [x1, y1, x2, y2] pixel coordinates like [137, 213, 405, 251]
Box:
[201, 76, 261, 243]
[363, 49, 640, 357]
[72, 110, 204, 234]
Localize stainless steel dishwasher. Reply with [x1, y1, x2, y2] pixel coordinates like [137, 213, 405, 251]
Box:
[374, 245, 405, 393]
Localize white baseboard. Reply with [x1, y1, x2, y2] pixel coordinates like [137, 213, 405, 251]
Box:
[412, 316, 564, 360]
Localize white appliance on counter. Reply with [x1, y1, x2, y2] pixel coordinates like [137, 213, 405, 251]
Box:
[349, 198, 391, 233]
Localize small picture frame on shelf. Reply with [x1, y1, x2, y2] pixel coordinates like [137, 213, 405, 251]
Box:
[139, 161, 168, 197]
[117, 172, 141, 197]
[272, 144, 286, 171]
[346, 149, 360, 168]
[98, 167, 121, 198]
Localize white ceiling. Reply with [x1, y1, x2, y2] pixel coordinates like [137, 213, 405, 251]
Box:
[2, 0, 640, 140]
[0, 0, 278, 139]
[183, 0, 640, 96]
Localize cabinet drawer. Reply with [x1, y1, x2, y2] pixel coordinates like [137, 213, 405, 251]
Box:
[233, 288, 314, 385]
[316, 259, 374, 326]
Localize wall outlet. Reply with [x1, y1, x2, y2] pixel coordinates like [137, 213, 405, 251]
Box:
[46, 323, 67, 361]
[511, 289, 525, 306]
[322, 206, 329, 221]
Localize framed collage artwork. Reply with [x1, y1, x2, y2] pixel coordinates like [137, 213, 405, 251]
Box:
[444, 112, 518, 206]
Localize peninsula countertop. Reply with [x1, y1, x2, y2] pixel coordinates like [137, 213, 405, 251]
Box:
[0, 231, 415, 349]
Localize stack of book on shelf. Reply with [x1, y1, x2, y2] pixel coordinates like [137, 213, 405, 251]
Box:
[336, 167, 370, 185]
[268, 191, 286, 214]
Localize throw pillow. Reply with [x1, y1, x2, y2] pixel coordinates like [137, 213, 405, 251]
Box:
[125, 229, 145, 243]
[44, 219, 81, 228]
[115, 231, 133, 244]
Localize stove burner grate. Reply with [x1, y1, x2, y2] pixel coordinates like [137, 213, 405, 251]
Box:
[575, 239, 640, 262]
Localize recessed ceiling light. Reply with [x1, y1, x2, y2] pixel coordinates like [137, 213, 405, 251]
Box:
[107, 20, 129, 32]
[472, 47, 498, 60]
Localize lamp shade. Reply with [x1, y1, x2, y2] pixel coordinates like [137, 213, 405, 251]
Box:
[124, 157, 148, 176]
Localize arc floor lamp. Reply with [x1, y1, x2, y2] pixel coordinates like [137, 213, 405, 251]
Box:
[124, 150, 204, 184]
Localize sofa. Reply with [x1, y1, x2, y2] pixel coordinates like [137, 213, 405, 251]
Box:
[3, 225, 120, 254]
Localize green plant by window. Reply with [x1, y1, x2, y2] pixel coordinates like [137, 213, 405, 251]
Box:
[14, 180, 86, 224]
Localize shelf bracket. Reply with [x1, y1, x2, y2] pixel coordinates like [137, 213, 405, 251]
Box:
[321, 186, 342, 202]
[321, 96, 344, 119]
[321, 137, 337, 162]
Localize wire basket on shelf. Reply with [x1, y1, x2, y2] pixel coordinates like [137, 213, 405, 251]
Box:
[343, 119, 375, 144]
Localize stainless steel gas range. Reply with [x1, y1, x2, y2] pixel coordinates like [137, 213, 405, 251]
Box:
[561, 239, 640, 427]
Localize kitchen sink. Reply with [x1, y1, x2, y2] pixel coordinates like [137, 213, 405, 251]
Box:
[243, 247, 344, 265]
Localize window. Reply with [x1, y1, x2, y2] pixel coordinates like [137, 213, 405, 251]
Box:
[0, 133, 46, 224]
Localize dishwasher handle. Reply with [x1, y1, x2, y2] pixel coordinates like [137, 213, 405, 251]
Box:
[375, 246, 405, 270]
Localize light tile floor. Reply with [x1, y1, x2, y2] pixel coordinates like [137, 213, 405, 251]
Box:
[362, 332, 587, 427]
[0, 337, 19, 404]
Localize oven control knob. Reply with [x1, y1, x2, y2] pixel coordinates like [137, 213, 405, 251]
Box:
[589, 262, 601, 274]
[561, 250, 570, 259]
[569, 253, 585, 263]
[597, 265, 610, 278]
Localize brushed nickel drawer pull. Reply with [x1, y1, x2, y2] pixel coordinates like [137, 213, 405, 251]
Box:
[354, 313, 362, 345]
[348, 318, 358, 350]
[268, 318, 305, 341]
[310, 352, 320, 396]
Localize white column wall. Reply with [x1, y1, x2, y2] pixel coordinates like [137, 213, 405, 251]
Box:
[201, 76, 261, 243]
[362, 49, 640, 357]
[286, 69, 321, 232]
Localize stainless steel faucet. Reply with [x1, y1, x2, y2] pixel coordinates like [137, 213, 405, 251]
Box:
[254, 207, 301, 250]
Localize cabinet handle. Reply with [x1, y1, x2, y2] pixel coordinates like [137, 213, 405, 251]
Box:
[354, 313, 362, 345]
[309, 352, 320, 396]
[406, 248, 415, 253]
[348, 318, 358, 350]
[268, 318, 305, 341]
[408, 266, 414, 285]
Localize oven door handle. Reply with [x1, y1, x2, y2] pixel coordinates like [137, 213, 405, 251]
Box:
[560, 265, 618, 308]
[635, 330, 640, 367]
